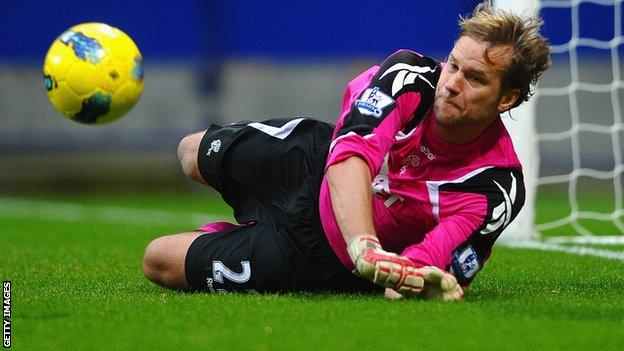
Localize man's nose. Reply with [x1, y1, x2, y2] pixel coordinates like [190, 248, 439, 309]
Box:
[444, 74, 462, 96]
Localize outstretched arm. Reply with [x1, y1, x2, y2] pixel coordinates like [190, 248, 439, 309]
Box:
[326, 156, 424, 297]
[326, 156, 464, 301]
[326, 156, 375, 242]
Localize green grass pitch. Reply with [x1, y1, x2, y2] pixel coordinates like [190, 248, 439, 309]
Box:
[1, 190, 623, 350]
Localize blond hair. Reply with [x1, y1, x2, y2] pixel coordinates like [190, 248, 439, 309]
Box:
[460, 1, 551, 107]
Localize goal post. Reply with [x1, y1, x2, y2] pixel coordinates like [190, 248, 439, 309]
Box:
[494, 0, 541, 242]
[495, 0, 624, 244]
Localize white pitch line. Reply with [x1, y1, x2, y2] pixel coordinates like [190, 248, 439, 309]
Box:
[501, 241, 624, 261]
[0, 197, 229, 227]
[2, 197, 624, 262]
[544, 235, 624, 245]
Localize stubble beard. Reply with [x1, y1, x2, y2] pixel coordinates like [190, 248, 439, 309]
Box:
[433, 95, 464, 128]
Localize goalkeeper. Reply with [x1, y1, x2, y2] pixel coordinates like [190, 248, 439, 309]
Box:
[143, 1, 551, 300]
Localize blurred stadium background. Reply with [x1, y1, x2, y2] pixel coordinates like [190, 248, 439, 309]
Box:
[0, 0, 618, 200]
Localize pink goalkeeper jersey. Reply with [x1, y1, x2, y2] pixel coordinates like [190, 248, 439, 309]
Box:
[318, 50, 525, 286]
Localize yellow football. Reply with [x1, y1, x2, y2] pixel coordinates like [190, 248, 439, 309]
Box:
[43, 22, 144, 124]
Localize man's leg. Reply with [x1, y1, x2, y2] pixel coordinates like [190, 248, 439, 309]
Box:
[159, 119, 346, 293]
[144, 222, 296, 293]
[142, 232, 203, 290]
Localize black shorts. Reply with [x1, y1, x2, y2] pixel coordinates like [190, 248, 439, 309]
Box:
[185, 117, 379, 294]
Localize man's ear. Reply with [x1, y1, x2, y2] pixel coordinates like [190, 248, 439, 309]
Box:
[497, 88, 520, 113]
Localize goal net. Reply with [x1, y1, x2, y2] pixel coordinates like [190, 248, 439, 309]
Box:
[496, 0, 624, 248]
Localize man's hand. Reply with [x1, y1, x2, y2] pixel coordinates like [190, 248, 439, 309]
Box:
[419, 266, 464, 301]
[347, 234, 424, 296]
[385, 266, 464, 301]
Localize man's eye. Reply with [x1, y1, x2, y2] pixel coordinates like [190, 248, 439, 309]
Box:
[470, 76, 484, 84]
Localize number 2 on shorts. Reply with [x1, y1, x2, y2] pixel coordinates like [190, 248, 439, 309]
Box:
[212, 261, 251, 283]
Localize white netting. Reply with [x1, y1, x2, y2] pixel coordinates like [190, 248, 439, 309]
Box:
[535, 0, 624, 241]
[495, 0, 624, 244]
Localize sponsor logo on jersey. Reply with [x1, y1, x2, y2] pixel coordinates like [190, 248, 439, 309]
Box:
[355, 87, 395, 118]
[399, 146, 435, 175]
[480, 172, 518, 235]
[400, 154, 421, 175]
[379, 63, 437, 96]
[450, 245, 480, 281]
[420, 145, 436, 160]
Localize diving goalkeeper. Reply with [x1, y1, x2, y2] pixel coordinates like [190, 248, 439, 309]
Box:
[142, 1, 551, 300]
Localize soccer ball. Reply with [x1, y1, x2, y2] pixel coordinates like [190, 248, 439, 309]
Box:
[43, 23, 144, 124]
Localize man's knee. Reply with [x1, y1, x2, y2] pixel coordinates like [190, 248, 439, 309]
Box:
[142, 237, 172, 288]
[142, 235, 194, 290]
[177, 131, 206, 184]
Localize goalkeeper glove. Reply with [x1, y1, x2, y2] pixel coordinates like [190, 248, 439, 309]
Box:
[347, 234, 424, 296]
[418, 266, 464, 301]
[384, 266, 464, 301]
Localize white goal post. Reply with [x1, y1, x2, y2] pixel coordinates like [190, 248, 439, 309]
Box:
[495, 0, 541, 242]
[495, 0, 624, 244]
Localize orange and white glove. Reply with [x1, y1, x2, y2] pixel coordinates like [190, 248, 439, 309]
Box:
[385, 266, 464, 301]
[419, 266, 464, 301]
[347, 234, 424, 297]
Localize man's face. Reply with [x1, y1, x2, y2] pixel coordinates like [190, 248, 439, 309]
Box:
[434, 36, 518, 138]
